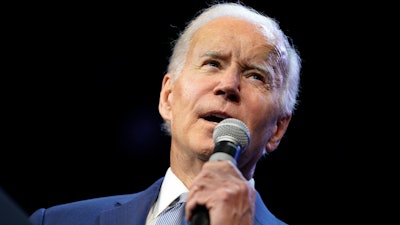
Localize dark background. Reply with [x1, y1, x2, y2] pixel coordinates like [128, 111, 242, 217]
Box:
[2, 0, 382, 224]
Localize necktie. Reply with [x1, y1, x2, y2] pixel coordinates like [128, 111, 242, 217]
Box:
[156, 193, 187, 225]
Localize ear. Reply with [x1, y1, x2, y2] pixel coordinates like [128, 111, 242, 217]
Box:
[265, 115, 292, 153]
[158, 74, 173, 121]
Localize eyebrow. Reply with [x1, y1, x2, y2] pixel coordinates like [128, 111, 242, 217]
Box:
[200, 50, 274, 82]
[200, 50, 228, 60]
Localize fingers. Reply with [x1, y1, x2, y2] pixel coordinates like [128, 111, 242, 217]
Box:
[185, 161, 256, 225]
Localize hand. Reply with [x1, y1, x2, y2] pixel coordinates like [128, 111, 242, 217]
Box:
[185, 160, 256, 225]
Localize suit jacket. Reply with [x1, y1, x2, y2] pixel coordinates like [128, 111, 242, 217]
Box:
[29, 177, 287, 225]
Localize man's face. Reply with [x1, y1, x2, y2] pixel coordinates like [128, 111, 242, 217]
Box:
[160, 17, 287, 171]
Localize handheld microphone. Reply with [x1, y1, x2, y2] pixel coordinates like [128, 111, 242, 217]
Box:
[190, 118, 250, 225]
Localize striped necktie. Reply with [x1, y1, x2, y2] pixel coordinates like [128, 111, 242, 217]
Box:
[155, 193, 188, 225]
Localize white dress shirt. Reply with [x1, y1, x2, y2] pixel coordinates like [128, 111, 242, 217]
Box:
[146, 167, 189, 225]
[145, 167, 255, 225]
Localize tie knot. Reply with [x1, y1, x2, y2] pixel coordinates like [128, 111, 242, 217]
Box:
[156, 193, 188, 225]
[178, 192, 188, 203]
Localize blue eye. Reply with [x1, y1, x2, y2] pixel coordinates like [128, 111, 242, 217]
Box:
[249, 73, 265, 82]
[205, 60, 221, 68]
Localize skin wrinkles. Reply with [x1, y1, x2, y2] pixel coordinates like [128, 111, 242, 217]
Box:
[190, 19, 279, 95]
[197, 51, 276, 92]
[26, 3, 299, 225]
[159, 17, 290, 186]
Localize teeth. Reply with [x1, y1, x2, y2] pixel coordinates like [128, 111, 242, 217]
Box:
[204, 115, 227, 123]
[210, 114, 227, 119]
[214, 115, 226, 119]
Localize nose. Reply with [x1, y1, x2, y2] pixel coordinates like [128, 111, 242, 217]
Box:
[213, 68, 241, 102]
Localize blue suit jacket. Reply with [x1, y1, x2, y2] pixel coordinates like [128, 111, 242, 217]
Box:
[29, 177, 287, 225]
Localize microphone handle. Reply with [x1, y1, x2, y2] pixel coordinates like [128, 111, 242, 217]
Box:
[190, 141, 242, 225]
[191, 205, 210, 225]
[209, 141, 241, 164]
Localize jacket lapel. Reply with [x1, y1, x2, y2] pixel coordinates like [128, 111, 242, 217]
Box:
[97, 177, 164, 225]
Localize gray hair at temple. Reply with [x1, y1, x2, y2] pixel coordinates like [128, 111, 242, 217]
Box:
[161, 2, 302, 135]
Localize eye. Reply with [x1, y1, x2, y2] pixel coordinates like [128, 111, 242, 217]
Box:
[205, 60, 221, 68]
[247, 72, 266, 82]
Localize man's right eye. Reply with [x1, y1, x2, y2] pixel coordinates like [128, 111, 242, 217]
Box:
[205, 60, 221, 68]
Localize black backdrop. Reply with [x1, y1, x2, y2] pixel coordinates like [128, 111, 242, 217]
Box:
[2, 0, 365, 224]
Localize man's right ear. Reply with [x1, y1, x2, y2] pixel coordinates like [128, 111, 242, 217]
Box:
[158, 74, 173, 121]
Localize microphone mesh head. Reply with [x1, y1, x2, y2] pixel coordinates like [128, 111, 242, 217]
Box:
[213, 118, 250, 150]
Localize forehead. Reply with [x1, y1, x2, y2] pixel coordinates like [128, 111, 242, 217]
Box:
[190, 17, 273, 59]
[193, 17, 266, 42]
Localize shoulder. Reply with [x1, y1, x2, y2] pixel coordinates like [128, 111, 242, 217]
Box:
[29, 193, 135, 225]
[29, 177, 165, 225]
[254, 191, 288, 225]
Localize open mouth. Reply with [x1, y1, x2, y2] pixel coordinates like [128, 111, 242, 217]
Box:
[202, 114, 229, 123]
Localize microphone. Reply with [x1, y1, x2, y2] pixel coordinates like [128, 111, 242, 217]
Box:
[191, 118, 250, 225]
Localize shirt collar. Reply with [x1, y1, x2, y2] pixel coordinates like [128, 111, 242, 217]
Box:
[152, 167, 255, 218]
[154, 167, 189, 217]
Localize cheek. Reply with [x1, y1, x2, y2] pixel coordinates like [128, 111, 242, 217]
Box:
[245, 94, 270, 117]
[246, 95, 279, 135]
[170, 79, 199, 114]
[247, 89, 280, 118]
[176, 77, 205, 101]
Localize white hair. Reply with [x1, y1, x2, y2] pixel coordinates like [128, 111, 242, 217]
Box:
[162, 2, 301, 134]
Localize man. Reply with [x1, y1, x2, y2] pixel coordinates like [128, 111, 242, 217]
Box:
[29, 2, 301, 225]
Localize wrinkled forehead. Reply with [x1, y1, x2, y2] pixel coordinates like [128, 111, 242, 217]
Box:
[190, 17, 281, 62]
[194, 17, 270, 41]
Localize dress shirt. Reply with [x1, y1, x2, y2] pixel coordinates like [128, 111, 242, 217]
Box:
[146, 167, 255, 225]
[146, 167, 188, 225]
